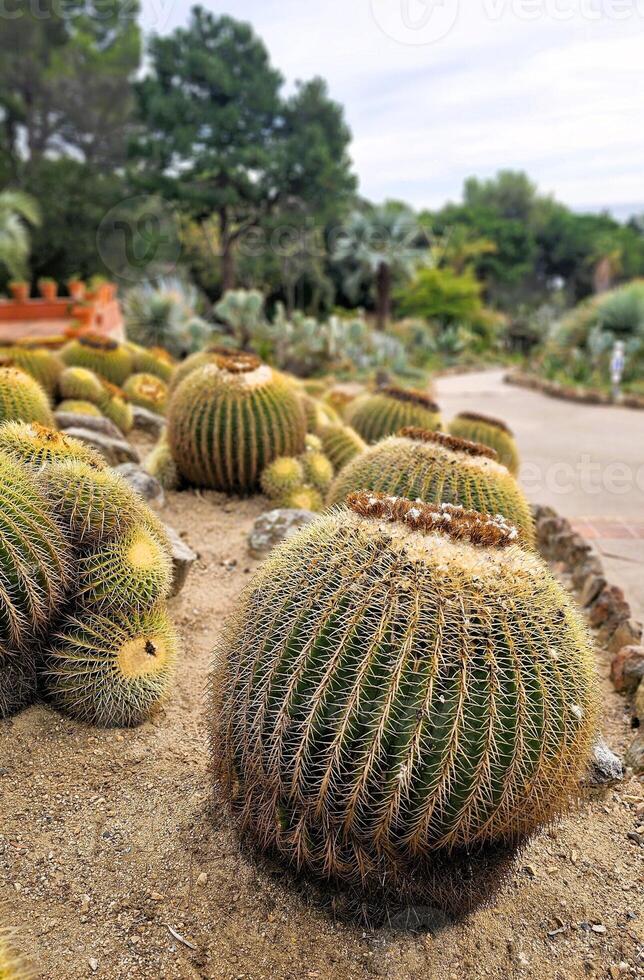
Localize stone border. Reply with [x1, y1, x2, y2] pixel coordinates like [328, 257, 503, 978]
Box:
[505, 371, 644, 410]
[533, 504, 643, 773]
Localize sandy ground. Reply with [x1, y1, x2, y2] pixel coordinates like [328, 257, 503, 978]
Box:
[1, 433, 643, 980]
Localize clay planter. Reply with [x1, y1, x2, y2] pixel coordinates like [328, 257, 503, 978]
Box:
[71, 305, 95, 330]
[67, 279, 85, 301]
[9, 281, 29, 303]
[38, 279, 58, 301]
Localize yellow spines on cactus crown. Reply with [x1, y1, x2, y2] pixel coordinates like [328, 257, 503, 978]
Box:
[0, 366, 55, 427]
[58, 366, 106, 405]
[212, 495, 598, 907]
[261, 456, 304, 500]
[167, 360, 306, 492]
[327, 426, 535, 547]
[319, 422, 366, 472]
[301, 449, 333, 493]
[44, 604, 179, 727]
[448, 412, 520, 476]
[0, 420, 105, 470]
[122, 372, 168, 414]
[347, 385, 441, 443]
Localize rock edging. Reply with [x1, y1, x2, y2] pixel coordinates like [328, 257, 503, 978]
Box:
[505, 371, 644, 410]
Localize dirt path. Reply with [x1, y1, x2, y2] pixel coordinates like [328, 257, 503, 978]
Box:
[1, 480, 642, 979]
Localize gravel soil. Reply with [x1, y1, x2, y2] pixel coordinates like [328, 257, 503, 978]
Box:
[1, 470, 642, 979]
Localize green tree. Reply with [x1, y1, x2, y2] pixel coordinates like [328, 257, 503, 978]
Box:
[397, 266, 485, 325]
[0, 0, 141, 175]
[0, 189, 41, 280]
[134, 8, 355, 292]
[333, 203, 424, 329]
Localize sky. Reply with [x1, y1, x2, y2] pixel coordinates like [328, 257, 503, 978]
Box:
[139, 0, 644, 218]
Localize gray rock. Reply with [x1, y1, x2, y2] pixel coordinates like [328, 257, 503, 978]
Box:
[132, 405, 166, 437]
[55, 411, 123, 441]
[248, 508, 318, 560]
[579, 573, 607, 608]
[625, 733, 644, 775]
[62, 427, 140, 466]
[113, 463, 165, 508]
[583, 736, 624, 788]
[163, 523, 197, 597]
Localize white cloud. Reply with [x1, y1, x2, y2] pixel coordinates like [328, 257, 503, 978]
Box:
[139, 0, 644, 214]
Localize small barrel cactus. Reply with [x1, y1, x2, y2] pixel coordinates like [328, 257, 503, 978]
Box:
[261, 457, 305, 501]
[0, 366, 55, 427]
[130, 344, 175, 383]
[319, 423, 366, 472]
[277, 484, 324, 512]
[75, 523, 172, 615]
[0, 344, 61, 396]
[60, 334, 133, 385]
[58, 366, 106, 405]
[44, 459, 147, 546]
[168, 348, 224, 392]
[0, 450, 72, 650]
[45, 604, 179, 727]
[99, 382, 133, 434]
[143, 434, 180, 492]
[305, 433, 323, 452]
[449, 412, 520, 475]
[122, 372, 168, 414]
[57, 399, 103, 417]
[0, 421, 105, 470]
[300, 393, 341, 434]
[327, 427, 535, 547]
[347, 386, 441, 443]
[301, 450, 333, 493]
[168, 352, 306, 492]
[213, 492, 598, 908]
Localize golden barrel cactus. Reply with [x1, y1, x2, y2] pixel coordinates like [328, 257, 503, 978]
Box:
[122, 372, 168, 414]
[60, 334, 133, 385]
[319, 423, 366, 472]
[449, 412, 520, 476]
[167, 352, 306, 492]
[213, 493, 598, 908]
[0, 367, 54, 427]
[58, 366, 106, 405]
[347, 386, 441, 443]
[328, 427, 535, 547]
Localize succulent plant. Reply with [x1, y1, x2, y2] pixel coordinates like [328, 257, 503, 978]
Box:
[0, 450, 72, 650]
[44, 604, 179, 727]
[75, 523, 172, 616]
[0, 366, 55, 427]
[44, 459, 147, 546]
[300, 393, 341, 434]
[129, 344, 175, 383]
[319, 423, 366, 473]
[261, 457, 305, 501]
[167, 352, 306, 492]
[99, 382, 133, 434]
[168, 349, 223, 392]
[0, 421, 105, 470]
[0, 650, 36, 719]
[277, 484, 324, 512]
[60, 334, 133, 385]
[213, 492, 598, 908]
[143, 434, 179, 492]
[301, 450, 333, 493]
[57, 399, 103, 417]
[322, 388, 356, 419]
[122, 372, 168, 414]
[58, 366, 106, 405]
[0, 344, 61, 396]
[304, 433, 323, 452]
[328, 428, 535, 547]
[347, 386, 441, 443]
[449, 413, 520, 476]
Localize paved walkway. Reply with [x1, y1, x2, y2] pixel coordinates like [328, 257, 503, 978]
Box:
[435, 369, 644, 620]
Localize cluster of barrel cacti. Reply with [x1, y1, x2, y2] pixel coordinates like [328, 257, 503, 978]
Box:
[259, 435, 335, 512]
[0, 421, 178, 727]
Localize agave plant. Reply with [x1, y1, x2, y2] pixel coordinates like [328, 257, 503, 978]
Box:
[124, 278, 211, 357]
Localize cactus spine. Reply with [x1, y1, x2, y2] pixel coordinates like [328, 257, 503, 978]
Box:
[0, 421, 105, 471]
[0, 345, 61, 396]
[45, 605, 179, 727]
[58, 366, 106, 405]
[75, 524, 172, 615]
[44, 460, 146, 546]
[99, 382, 133, 434]
[449, 412, 520, 476]
[327, 427, 535, 547]
[57, 399, 103, 417]
[261, 457, 305, 500]
[60, 334, 133, 385]
[143, 434, 180, 492]
[0, 651, 36, 720]
[168, 353, 306, 492]
[129, 344, 175, 382]
[319, 423, 366, 472]
[0, 367, 54, 427]
[347, 386, 441, 443]
[213, 493, 598, 907]
[301, 449, 333, 493]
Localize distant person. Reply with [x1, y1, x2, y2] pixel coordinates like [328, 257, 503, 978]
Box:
[610, 341, 625, 400]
